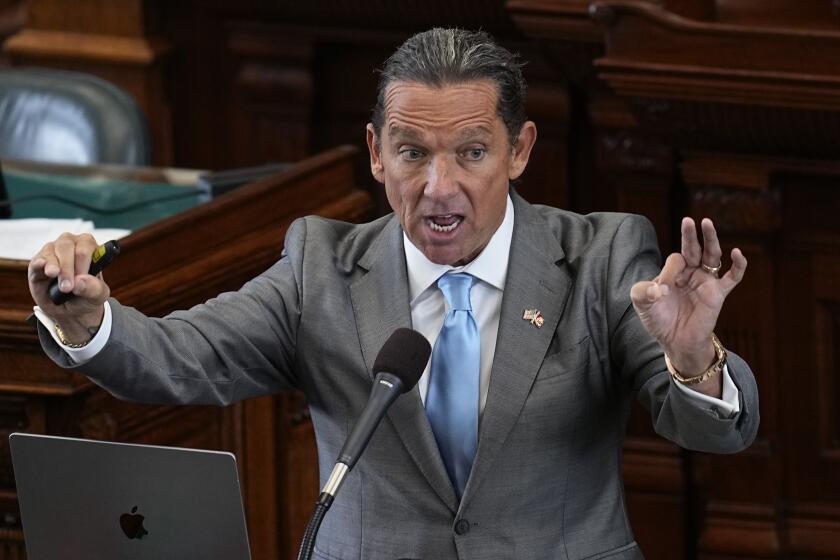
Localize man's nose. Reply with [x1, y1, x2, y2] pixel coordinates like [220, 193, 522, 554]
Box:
[424, 155, 459, 199]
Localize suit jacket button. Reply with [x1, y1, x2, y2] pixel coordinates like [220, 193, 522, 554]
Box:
[454, 519, 470, 535]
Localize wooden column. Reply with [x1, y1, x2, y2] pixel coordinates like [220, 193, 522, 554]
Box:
[680, 153, 784, 558]
[225, 24, 314, 165]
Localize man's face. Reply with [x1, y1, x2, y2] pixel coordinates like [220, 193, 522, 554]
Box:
[367, 80, 536, 266]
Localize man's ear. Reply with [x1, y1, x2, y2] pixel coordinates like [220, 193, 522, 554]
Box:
[508, 121, 537, 181]
[366, 123, 384, 183]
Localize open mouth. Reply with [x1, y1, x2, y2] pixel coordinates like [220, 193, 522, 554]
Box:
[427, 214, 463, 233]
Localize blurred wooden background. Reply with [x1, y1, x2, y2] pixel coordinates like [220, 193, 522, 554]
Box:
[2, 1, 840, 558]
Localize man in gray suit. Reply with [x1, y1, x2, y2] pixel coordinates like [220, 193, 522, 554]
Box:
[28, 29, 757, 559]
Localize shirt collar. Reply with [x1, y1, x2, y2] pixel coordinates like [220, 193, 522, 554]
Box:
[404, 194, 514, 303]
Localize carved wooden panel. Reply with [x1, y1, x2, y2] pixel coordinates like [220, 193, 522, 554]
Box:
[714, 0, 840, 29]
[226, 24, 314, 164]
[777, 173, 840, 557]
[781, 241, 840, 556]
[591, 2, 840, 158]
[0, 0, 24, 65]
[816, 298, 840, 456]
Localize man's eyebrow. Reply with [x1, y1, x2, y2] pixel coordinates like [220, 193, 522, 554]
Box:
[386, 124, 492, 143]
[388, 125, 424, 142]
[455, 127, 492, 143]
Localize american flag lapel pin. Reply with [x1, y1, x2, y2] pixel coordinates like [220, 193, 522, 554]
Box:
[522, 308, 545, 328]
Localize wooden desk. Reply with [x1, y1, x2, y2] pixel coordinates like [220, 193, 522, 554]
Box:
[0, 146, 371, 560]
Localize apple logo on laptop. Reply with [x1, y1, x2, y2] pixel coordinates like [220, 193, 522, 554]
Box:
[120, 506, 149, 539]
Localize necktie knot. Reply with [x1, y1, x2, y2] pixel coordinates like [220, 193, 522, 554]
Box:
[437, 273, 474, 312]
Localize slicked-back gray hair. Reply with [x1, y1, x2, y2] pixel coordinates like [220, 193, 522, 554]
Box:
[371, 28, 527, 146]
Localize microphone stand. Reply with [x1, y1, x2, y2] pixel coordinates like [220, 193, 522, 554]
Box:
[296, 464, 347, 560]
[295, 372, 407, 560]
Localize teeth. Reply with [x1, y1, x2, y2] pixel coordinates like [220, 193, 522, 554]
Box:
[429, 217, 461, 232]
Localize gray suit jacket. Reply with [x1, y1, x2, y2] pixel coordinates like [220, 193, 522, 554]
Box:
[41, 192, 759, 560]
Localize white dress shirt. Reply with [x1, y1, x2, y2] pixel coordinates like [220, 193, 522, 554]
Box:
[37, 194, 739, 417]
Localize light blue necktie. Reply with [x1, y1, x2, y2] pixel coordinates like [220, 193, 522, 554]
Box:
[426, 272, 479, 499]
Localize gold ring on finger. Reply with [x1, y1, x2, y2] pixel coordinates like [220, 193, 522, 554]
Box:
[701, 262, 722, 277]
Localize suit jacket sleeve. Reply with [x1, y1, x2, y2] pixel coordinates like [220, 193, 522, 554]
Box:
[36, 218, 311, 406]
[606, 214, 759, 453]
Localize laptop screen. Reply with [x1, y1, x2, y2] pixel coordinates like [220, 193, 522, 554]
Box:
[9, 433, 252, 560]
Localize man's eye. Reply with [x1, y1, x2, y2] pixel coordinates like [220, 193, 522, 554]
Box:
[399, 149, 424, 161]
[463, 148, 486, 160]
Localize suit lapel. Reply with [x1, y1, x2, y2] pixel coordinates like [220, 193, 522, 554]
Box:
[349, 216, 412, 377]
[349, 216, 459, 512]
[460, 192, 573, 508]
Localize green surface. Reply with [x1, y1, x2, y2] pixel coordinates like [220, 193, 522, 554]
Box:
[5, 169, 204, 230]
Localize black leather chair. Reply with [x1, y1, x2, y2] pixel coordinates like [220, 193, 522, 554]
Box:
[0, 68, 151, 165]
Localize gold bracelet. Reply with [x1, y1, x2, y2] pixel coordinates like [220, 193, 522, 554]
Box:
[54, 322, 91, 349]
[664, 333, 727, 386]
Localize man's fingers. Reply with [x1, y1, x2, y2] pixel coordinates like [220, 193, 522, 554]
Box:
[719, 248, 748, 294]
[630, 280, 649, 306]
[73, 234, 98, 277]
[658, 252, 686, 286]
[43, 259, 60, 278]
[700, 218, 723, 269]
[28, 247, 58, 309]
[681, 217, 701, 268]
[631, 279, 671, 307]
[71, 273, 109, 304]
[32, 241, 60, 279]
[48, 233, 98, 293]
[53, 234, 79, 292]
[28, 256, 49, 283]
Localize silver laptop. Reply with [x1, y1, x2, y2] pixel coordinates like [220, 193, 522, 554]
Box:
[10, 433, 252, 560]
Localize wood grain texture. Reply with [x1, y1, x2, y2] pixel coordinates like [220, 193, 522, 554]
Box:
[0, 147, 371, 560]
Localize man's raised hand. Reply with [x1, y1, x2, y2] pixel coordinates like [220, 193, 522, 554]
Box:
[630, 218, 747, 396]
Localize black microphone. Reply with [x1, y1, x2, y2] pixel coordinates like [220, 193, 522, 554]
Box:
[335, 328, 430, 469]
[297, 328, 430, 560]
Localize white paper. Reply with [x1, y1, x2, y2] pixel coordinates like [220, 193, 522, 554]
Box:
[0, 218, 130, 261]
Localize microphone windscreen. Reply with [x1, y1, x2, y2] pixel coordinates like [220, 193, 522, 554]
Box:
[372, 328, 430, 393]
